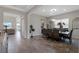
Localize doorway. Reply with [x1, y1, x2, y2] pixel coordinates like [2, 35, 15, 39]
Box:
[3, 12, 22, 36]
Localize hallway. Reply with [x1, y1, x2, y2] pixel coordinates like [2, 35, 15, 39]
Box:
[7, 31, 79, 53]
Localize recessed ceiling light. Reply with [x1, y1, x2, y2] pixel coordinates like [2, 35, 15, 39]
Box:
[50, 8, 57, 12]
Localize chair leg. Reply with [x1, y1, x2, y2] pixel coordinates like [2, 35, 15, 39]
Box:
[69, 39, 72, 44]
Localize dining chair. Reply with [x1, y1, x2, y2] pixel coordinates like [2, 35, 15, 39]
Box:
[63, 29, 73, 44]
[51, 30, 61, 41]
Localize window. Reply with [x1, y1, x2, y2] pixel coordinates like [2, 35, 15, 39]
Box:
[3, 20, 12, 29]
[52, 18, 69, 28]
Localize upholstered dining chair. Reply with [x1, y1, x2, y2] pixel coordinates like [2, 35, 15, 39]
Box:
[63, 29, 73, 44]
[51, 30, 61, 41]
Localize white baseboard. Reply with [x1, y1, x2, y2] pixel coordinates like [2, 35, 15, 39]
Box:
[26, 34, 42, 39]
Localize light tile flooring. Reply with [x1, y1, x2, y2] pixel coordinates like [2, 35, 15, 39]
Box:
[6, 31, 79, 53]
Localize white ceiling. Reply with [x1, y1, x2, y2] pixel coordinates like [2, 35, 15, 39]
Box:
[4, 12, 19, 18]
[1, 5, 35, 12]
[1, 5, 79, 17]
[32, 5, 79, 17]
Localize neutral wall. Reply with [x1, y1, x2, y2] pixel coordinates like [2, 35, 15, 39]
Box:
[0, 9, 3, 30]
[48, 10, 79, 39]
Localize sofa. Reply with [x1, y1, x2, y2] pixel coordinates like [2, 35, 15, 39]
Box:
[4, 29, 15, 35]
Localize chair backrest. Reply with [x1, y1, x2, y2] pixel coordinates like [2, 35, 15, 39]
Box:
[62, 28, 69, 32]
[42, 28, 52, 36]
[52, 30, 60, 39]
[69, 29, 73, 39]
[42, 28, 47, 35]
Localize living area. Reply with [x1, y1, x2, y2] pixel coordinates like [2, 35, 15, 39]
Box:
[0, 5, 79, 53]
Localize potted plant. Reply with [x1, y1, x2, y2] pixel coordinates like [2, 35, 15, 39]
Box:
[4, 25, 8, 33]
[57, 22, 65, 30]
[30, 25, 35, 38]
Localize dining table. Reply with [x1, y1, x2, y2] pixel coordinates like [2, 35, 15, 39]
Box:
[59, 31, 69, 35]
